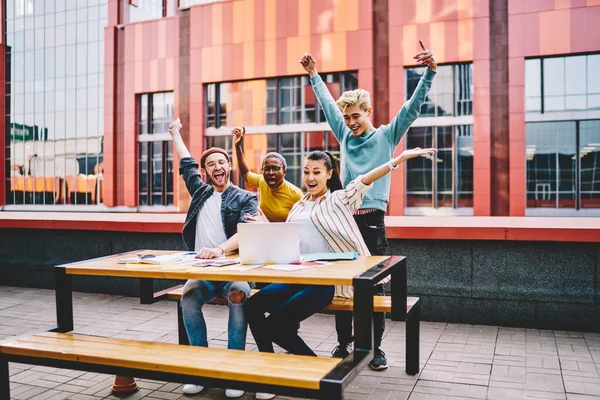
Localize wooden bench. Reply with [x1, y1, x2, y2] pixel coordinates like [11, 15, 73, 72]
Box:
[0, 332, 365, 399]
[167, 286, 420, 352]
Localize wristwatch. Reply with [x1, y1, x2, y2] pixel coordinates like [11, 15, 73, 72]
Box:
[387, 161, 398, 171]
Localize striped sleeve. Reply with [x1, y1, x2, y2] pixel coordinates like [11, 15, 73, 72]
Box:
[340, 176, 372, 214]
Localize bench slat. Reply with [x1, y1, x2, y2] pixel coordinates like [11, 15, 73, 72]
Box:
[0, 333, 340, 389]
[167, 287, 418, 313]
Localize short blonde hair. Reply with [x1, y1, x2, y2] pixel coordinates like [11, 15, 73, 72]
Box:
[335, 89, 372, 113]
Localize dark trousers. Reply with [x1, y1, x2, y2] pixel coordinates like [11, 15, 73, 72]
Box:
[245, 283, 335, 356]
[335, 210, 388, 348]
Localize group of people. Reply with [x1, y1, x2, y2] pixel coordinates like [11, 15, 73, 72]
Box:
[171, 43, 437, 399]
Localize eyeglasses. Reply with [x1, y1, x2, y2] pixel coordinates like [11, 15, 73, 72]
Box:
[262, 166, 282, 173]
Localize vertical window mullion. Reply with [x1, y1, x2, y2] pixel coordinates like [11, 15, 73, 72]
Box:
[432, 126, 437, 209]
[162, 141, 167, 205]
[576, 120, 581, 210]
[540, 59, 545, 114]
[452, 125, 457, 209]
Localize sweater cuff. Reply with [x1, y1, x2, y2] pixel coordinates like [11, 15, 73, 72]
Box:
[310, 74, 323, 86]
[424, 68, 437, 82]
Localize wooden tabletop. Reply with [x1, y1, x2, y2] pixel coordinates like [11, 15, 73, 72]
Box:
[59, 250, 396, 286]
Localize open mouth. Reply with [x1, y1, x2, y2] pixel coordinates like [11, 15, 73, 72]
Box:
[350, 125, 360, 133]
[213, 171, 225, 183]
[307, 183, 318, 190]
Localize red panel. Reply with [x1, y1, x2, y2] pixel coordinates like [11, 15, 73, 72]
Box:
[200, 5, 213, 48]
[389, 0, 415, 26]
[345, 30, 360, 70]
[388, 26, 403, 67]
[222, 44, 233, 81]
[276, 38, 287, 76]
[254, 0, 266, 42]
[508, 84, 524, 114]
[254, 40, 265, 78]
[276, 0, 288, 39]
[232, 43, 244, 80]
[389, 66, 405, 96]
[287, 0, 299, 37]
[432, 0, 458, 21]
[358, 29, 373, 70]
[222, 1, 233, 44]
[444, 20, 459, 62]
[416, 23, 430, 54]
[571, 6, 600, 53]
[521, 13, 540, 57]
[386, 226, 507, 240]
[473, 17, 489, 61]
[473, 86, 490, 117]
[310, 34, 322, 64]
[359, 0, 373, 30]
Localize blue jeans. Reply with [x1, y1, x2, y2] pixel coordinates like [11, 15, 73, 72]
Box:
[181, 279, 251, 350]
[245, 284, 334, 356]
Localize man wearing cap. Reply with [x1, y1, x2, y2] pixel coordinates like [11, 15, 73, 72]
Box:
[169, 118, 257, 398]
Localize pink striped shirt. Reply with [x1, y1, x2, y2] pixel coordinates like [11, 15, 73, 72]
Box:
[287, 176, 390, 298]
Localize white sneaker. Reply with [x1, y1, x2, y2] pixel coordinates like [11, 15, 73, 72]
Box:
[256, 393, 276, 399]
[225, 389, 245, 398]
[182, 384, 204, 395]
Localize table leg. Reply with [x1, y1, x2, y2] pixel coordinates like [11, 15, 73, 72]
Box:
[352, 276, 374, 353]
[55, 267, 73, 333]
[139, 278, 154, 304]
[390, 257, 407, 321]
[1, 356, 9, 400]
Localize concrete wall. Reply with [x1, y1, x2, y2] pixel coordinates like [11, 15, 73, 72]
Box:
[1, 228, 598, 332]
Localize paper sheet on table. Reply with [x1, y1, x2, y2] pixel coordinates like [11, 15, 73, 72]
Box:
[262, 261, 330, 271]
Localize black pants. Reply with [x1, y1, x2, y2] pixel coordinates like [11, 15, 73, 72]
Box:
[335, 210, 388, 348]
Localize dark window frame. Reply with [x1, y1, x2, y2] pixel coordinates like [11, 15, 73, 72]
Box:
[137, 92, 174, 206]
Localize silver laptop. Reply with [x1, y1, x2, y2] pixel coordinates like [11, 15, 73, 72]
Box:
[237, 222, 301, 265]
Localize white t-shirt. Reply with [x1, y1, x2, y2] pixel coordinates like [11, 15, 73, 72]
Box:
[288, 200, 331, 254]
[195, 191, 228, 251]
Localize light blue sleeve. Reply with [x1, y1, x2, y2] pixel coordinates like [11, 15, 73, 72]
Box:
[310, 74, 350, 143]
[386, 68, 436, 146]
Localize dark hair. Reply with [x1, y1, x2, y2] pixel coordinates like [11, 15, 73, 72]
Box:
[305, 150, 343, 192]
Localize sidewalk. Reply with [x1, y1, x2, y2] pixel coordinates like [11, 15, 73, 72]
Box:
[1, 286, 599, 400]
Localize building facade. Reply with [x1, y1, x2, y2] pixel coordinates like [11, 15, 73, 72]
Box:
[2, 0, 599, 217]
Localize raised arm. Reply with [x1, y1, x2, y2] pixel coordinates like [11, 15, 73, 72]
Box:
[169, 118, 206, 196]
[300, 53, 348, 142]
[232, 127, 251, 182]
[340, 147, 437, 213]
[386, 41, 437, 146]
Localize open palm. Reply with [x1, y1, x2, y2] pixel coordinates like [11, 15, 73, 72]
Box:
[399, 147, 437, 161]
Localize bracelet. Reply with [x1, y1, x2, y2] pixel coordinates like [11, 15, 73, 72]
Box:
[387, 161, 398, 171]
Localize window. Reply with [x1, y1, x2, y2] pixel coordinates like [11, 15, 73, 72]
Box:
[526, 120, 600, 209]
[406, 64, 473, 117]
[404, 64, 474, 209]
[405, 125, 473, 208]
[526, 54, 600, 113]
[138, 92, 174, 206]
[205, 72, 358, 128]
[129, 0, 165, 23]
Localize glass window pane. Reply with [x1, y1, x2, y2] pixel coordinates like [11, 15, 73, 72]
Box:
[579, 119, 600, 208]
[526, 121, 576, 208]
[406, 127, 433, 207]
[525, 59, 541, 113]
[436, 126, 453, 207]
[456, 125, 474, 207]
[543, 57, 565, 111]
[455, 64, 473, 116]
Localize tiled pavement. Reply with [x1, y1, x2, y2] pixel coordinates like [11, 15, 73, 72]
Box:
[1, 286, 600, 400]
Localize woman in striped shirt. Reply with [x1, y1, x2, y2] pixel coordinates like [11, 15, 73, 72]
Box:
[244, 147, 435, 360]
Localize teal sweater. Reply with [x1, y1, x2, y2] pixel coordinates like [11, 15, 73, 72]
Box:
[311, 69, 436, 211]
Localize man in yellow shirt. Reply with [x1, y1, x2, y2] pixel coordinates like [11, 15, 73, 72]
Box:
[232, 127, 303, 222]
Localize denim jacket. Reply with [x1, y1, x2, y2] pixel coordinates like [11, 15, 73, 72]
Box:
[179, 157, 258, 251]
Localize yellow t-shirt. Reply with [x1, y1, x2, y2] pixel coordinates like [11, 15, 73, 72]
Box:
[246, 171, 304, 222]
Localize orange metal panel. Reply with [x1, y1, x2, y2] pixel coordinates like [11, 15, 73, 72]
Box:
[539, 9, 571, 55]
[243, 42, 256, 79]
[264, 0, 276, 40]
[298, 0, 311, 37]
[212, 2, 224, 46]
[457, 19, 473, 61]
[402, 24, 418, 65]
[264, 39, 276, 77]
[429, 21, 445, 64]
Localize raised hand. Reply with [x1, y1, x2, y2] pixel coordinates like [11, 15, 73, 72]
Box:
[413, 40, 437, 71]
[169, 118, 182, 134]
[299, 53, 317, 76]
[231, 127, 246, 147]
[396, 147, 437, 163]
[244, 207, 269, 223]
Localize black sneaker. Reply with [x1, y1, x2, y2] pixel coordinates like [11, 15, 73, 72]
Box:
[369, 348, 388, 370]
[331, 342, 352, 358]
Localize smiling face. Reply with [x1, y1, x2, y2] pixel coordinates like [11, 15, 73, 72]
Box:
[202, 153, 231, 191]
[303, 159, 332, 200]
[262, 157, 285, 189]
[343, 105, 373, 137]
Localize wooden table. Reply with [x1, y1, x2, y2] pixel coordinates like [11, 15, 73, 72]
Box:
[45, 250, 414, 398]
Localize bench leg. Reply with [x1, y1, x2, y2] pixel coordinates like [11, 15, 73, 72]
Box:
[177, 300, 190, 345]
[1, 356, 9, 400]
[406, 301, 420, 376]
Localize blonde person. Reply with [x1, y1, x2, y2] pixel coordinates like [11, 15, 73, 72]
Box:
[300, 41, 437, 369]
[244, 147, 435, 399]
[232, 127, 303, 222]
